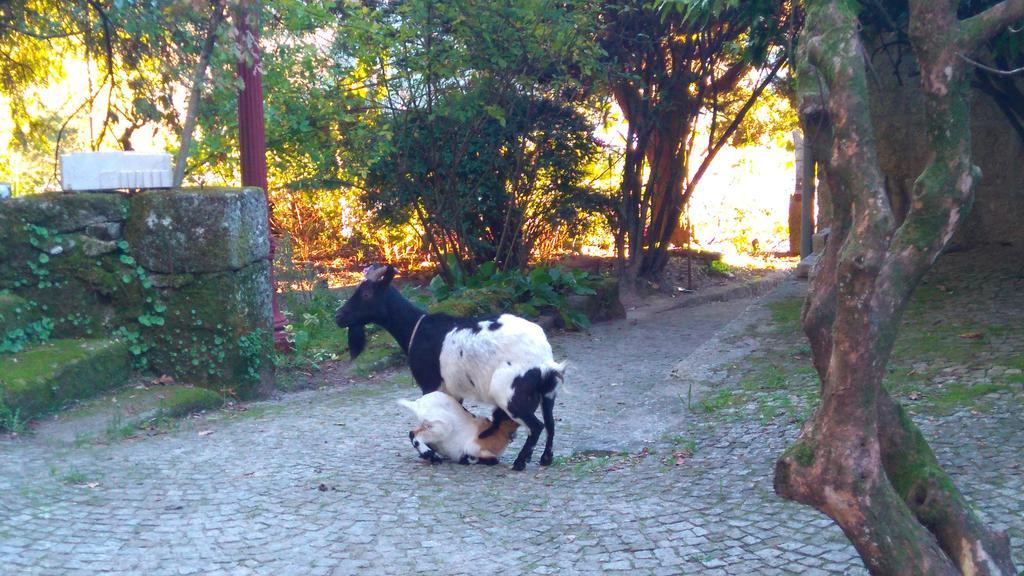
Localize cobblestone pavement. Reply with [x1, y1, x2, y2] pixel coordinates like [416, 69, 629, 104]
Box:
[2, 278, 1021, 575]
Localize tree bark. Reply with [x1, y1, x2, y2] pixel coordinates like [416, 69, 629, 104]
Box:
[773, 0, 1022, 574]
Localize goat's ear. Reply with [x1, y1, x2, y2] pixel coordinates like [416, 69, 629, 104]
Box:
[348, 325, 366, 359]
[379, 265, 396, 287]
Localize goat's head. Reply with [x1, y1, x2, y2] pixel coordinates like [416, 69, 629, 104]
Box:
[334, 264, 396, 359]
[408, 427, 444, 464]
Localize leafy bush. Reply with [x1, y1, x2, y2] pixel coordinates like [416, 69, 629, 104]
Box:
[428, 256, 597, 329]
[279, 288, 348, 371]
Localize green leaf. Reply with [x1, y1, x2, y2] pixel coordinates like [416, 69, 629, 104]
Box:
[429, 275, 450, 300]
[38, 253, 49, 263]
[478, 261, 497, 279]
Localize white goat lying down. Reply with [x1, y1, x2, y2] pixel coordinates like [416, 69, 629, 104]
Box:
[335, 264, 565, 470]
[398, 391, 519, 465]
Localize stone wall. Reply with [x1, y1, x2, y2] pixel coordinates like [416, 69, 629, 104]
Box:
[0, 188, 273, 397]
[868, 47, 1024, 251]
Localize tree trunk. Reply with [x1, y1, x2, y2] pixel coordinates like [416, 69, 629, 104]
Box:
[173, 0, 226, 186]
[773, 0, 1022, 574]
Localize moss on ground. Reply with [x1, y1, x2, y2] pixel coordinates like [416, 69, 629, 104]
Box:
[0, 339, 131, 421]
[158, 387, 224, 419]
[713, 264, 1023, 426]
[766, 297, 803, 329]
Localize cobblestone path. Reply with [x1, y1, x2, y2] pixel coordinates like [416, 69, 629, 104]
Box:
[1, 283, 1021, 575]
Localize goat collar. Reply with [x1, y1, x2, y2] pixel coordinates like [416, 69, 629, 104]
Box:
[408, 314, 426, 353]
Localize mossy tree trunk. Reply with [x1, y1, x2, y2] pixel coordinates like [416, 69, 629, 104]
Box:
[773, 0, 1024, 574]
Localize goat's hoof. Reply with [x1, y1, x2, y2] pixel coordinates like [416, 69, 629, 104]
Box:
[540, 452, 553, 466]
[512, 460, 527, 471]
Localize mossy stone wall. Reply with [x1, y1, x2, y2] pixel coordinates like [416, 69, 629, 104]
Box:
[0, 188, 273, 397]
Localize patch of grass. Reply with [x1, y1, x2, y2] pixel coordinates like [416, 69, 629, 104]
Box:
[756, 391, 796, 424]
[904, 284, 948, 314]
[739, 364, 787, 392]
[59, 467, 89, 485]
[665, 434, 696, 450]
[891, 322, 991, 365]
[660, 435, 696, 467]
[766, 297, 803, 328]
[699, 359, 819, 424]
[928, 383, 1009, 414]
[104, 411, 136, 441]
[698, 389, 736, 413]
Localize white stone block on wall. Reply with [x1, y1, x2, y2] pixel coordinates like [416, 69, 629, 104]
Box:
[60, 152, 173, 191]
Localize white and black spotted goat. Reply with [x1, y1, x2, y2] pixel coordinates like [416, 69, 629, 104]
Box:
[335, 264, 564, 470]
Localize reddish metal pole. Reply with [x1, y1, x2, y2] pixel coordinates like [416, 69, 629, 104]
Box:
[236, 1, 290, 351]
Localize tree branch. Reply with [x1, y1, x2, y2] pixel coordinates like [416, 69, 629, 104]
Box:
[958, 52, 1024, 75]
[174, 0, 226, 186]
[960, 0, 1024, 50]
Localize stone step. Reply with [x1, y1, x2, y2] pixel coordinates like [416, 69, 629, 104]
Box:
[0, 338, 131, 423]
[0, 292, 41, 339]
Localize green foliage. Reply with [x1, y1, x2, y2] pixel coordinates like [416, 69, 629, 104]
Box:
[349, 0, 608, 271]
[279, 288, 348, 372]
[708, 259, 734, 277]
[428, 258, 597, 329]
[1, 317, 53, 354]
[365, 91, 606, 270]
[0, 400, 26, 433]
[238, 329, 272, 384]
[59, 467, 90, 486]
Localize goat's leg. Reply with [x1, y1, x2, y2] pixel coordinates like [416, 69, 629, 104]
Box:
[539, 394, 556, 466]
[478, 408, 510, 439]
[512, 413, 544, 471]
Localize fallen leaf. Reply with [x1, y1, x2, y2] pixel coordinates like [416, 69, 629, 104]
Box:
[673, 449, 694, 465]
[198, 430, 213, 437]
[86, 482, 100, 488]
[958, 331, 983, 340]
[908, 391, 922, 400]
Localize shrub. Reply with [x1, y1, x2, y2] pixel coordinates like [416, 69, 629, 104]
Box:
[429, 257, 597, 329]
